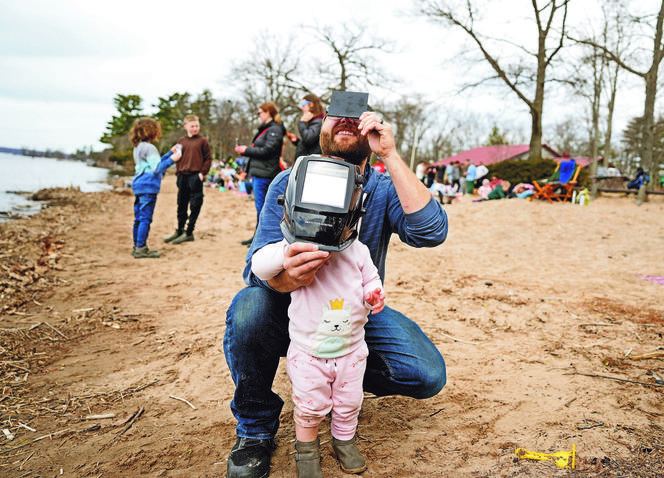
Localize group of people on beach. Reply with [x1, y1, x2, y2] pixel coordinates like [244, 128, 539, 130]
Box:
[417, 159, 534, 205]
[128, 91, 450, 478]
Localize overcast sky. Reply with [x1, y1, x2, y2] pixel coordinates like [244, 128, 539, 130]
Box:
[0, 0, 650, 154]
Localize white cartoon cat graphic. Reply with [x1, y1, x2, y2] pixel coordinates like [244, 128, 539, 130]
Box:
[311, 298, 352, 358]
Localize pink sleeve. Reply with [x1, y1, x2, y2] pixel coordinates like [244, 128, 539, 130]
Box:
[251, 239, 288, 281]
[356, 243, 383, 296]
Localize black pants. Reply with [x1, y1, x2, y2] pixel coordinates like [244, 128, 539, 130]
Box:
[176, 173, 204, 235]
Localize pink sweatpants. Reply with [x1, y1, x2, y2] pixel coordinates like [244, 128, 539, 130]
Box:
[287, 343, 368, 440]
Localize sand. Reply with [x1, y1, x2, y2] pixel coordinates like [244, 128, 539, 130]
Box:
[1, 176, 663, 477]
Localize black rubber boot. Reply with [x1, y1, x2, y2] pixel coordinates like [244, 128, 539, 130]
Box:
[227, 437, 275, 478]
[332, 436, 366, 474]
[295, 438, 323, 478]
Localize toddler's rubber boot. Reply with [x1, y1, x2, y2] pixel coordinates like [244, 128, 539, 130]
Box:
[332, 436, 366, 474]
[133, 246, 160, 259]
[164, 230, 182, 243]
[295, 438, 323, 478]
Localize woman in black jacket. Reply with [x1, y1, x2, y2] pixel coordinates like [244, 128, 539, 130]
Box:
[235, 101, 286, 245]
[286, 93, 324, 161]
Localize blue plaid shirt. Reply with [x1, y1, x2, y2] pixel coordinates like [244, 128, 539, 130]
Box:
[243, 164, 449, 288]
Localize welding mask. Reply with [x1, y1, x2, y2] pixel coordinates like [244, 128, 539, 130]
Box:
[277, 155, 365, 252]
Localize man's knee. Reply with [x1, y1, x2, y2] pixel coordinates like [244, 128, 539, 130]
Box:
[413, 356, 447, 399]
[225, 287, 289, 343]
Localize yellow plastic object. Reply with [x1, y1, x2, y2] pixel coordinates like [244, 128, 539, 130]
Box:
[515, 444, 575, 469]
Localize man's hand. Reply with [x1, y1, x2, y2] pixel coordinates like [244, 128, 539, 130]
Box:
[267, 242, 330, 293]
[365, 287, 386, 314]
[358, 112, 397, 161]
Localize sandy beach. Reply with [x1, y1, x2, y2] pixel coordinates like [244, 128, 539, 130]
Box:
[1, 175, 663, 477]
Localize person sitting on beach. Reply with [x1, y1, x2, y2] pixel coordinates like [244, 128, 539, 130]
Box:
[129, 117, 181, 259]
[487, 180, 511, 200]
[627, 167, 650, 190]
[477, 178, 492, 200]
[513, 183, 534, 199]
[430, 179, 458, 204]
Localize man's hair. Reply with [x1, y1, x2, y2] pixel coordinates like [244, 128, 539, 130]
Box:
[183, 114, 199, 124]
[129, 117, 161, 146]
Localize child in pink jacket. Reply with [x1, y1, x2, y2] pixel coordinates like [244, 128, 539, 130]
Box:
[252, 237, 385, 476]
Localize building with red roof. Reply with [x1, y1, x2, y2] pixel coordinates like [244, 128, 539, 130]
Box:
[432, 144, 593, 168]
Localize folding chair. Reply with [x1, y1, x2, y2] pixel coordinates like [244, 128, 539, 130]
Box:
[533, 159, 579, 203]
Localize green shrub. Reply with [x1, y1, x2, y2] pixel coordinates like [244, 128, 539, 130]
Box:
[486, 158, 590, 188]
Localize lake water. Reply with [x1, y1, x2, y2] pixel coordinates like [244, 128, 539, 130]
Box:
[0, 152, 112, 222]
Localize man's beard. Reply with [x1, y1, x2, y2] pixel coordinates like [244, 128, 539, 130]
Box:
[319, 127, 371, 166]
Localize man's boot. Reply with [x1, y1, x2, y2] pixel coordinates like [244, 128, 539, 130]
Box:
[295, 438, 322, 478]
[164, 229, 182, 243]
[332, 436, 366, 473]
[227, 437, 275, 478]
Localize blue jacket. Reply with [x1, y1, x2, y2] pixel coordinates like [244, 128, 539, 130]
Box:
[132, 142, 175, 195]
[243, 163, 449, 287]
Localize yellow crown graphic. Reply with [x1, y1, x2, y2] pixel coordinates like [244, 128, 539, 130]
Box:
[330, 298, 344, 310]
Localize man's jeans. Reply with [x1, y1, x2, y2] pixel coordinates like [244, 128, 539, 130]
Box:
[223, 286, 447, 439]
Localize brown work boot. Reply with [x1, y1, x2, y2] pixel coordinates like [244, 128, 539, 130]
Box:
[332, 436, 366, 473]
[295, 438, 323, 478]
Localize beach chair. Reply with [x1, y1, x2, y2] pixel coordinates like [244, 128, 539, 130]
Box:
[533, 159, 580, 203]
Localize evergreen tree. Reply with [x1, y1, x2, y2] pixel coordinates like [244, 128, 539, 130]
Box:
[100, 94, 143, 145]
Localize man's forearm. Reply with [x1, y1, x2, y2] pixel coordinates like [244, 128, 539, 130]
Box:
[382, 151, 435, 214]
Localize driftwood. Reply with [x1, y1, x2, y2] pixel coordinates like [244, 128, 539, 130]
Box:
[629, 350, 664, 361]
[577, 372, 664, 388]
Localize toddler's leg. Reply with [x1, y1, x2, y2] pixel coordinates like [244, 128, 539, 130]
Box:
[330, 346, 368, 474]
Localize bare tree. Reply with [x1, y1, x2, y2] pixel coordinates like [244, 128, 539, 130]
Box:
[307, 22, 396, 96]
[227, 32, 304, 117]
[417, 0, 570, 160]
[573, 0, 664, 180]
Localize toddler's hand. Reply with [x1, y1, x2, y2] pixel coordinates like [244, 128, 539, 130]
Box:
[172, 150, 182, 162]
[365, 288, 385, 314]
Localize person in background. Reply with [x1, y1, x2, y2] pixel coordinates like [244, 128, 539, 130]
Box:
[474, 161, 489, 189]
[223, 94, 449, 478]
[465, 160, 476, 194]
[129, 118, 182, 258]
[235, 101, 286, 246]
[164, 114, 212, 245]
[286, 94, 324, 160]
[416, 160, 427, 183]
[487, 180, 511, 200]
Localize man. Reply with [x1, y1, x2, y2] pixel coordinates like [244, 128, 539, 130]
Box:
[223, 93, 449, 478]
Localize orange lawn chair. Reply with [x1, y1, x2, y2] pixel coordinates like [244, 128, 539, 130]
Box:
[533, 159, 580, 203]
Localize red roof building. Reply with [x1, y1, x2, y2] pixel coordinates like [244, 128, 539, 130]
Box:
[431, 144, 595, 169]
